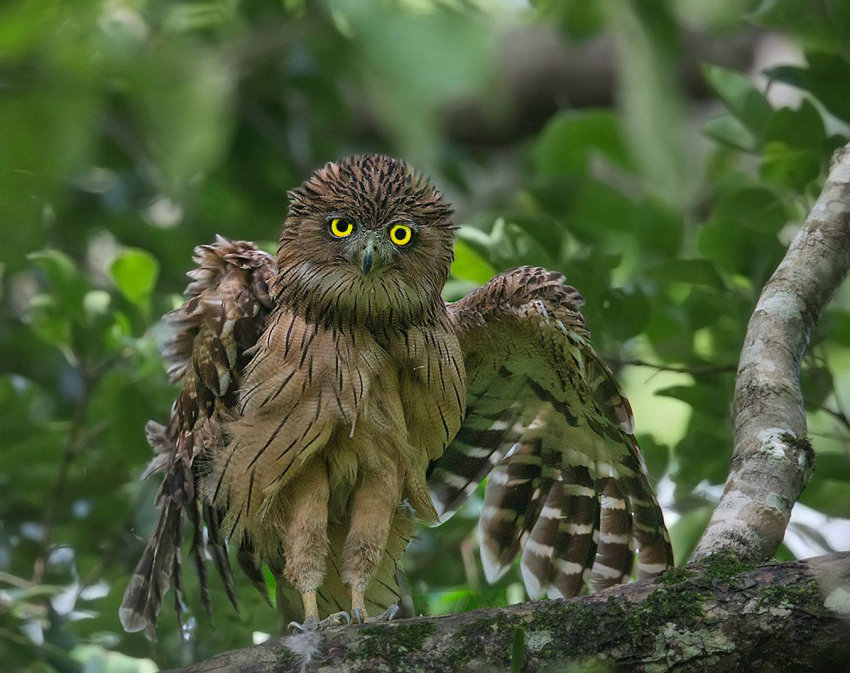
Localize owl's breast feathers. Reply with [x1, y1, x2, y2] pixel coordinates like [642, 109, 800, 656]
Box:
[211, 308, 465, 559]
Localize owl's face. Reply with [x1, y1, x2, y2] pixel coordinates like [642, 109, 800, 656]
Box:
[277, 155, 455, 329]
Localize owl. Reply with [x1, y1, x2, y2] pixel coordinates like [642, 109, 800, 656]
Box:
[120, 154, 672, 636]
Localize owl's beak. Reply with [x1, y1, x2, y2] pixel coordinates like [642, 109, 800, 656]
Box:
[360, 236, 377, 275]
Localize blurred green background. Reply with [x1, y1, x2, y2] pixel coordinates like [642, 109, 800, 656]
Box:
[3, 0, 850, 670]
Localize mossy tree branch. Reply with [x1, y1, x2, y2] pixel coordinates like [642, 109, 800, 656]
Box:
[165, 551, 850, 673]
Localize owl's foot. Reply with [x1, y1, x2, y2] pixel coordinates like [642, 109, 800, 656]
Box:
[350, 588, 400, 624]
[361, 604, 400, 624]
[288, 611, 351, 633]
[288, 591, 351, 632]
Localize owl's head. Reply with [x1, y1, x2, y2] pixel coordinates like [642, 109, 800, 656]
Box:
[277, 154, 455, 329]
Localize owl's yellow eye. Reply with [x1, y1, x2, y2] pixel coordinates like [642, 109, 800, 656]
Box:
[329, 218, 355, 238]
[389, 223, 413, 247]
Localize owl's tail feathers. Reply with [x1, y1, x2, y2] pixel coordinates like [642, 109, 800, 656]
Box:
[120, 421, 238, 638]
[272, 504, 417, 622]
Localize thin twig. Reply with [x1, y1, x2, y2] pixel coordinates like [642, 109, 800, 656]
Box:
[31, 372, 94, 584]
[0, 571, 36, 590]
[816, 405, 850, 431]
[607, 358, 737, 376]
[0, 627, 82, 667]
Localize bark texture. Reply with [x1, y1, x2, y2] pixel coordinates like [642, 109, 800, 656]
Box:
[165, 551, 850, 673]
[693, 144, 850, 562]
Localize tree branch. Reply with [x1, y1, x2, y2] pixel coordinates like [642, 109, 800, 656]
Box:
[32, 371, 94, 585]
[693, 144, 850, 562]
[164, 552, 850, 673]
[607, 358, 737, 377]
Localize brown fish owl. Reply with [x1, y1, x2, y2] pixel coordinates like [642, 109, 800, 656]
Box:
[120, 154, 673, 636]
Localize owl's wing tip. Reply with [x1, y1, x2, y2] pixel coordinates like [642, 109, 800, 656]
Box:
[118, 609, 146, 634]
[479, 535, 512, 585]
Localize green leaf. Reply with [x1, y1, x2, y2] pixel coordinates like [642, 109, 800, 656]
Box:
[698, 186, 789, 280]
[451, 240, 496, 285]
[26, 295, 72, 347]
[801, 364, 834, 408]
[600, 285, 650, 340]
[163, 0, 237, 33]
[110, 248, 159, 311]
[646, 259, 726, 290]
[332, 0, 495, 160]
[763, 100, 826, 150]
[668, 506, 713, 564]
[636, 434, 670, 484]
[702, 64, 773, 140]
[703, 114, 759, 152]
[0, 36, 99, 253]
[656, 383, 730, 418]
[532, 110, 629, 177]
[27, 249, 90, 319]
[817, 309, 850, 346]
[673, 428, 733, 493]
[766, 52, 850, 123]
[531, 0, 607, 40]
[750, 0, 850, 56]
[545, 178, 639, 243]
[607, 2, 691, 208]
[759, 141, 822, 190]
[799, 478, 850, 517]
[130, 43, 234, 193]
[813, 453, 850, 482]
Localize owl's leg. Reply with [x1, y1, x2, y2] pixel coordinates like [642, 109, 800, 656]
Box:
[282, 458, 338, 630]
[342, 461, 401, 623]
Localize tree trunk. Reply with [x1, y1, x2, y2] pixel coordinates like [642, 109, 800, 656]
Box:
[165, 551, 850, 673]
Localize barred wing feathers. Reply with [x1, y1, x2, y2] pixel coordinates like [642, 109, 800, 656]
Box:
[119, 237, 275, 637]
[431, 266, 672, 600]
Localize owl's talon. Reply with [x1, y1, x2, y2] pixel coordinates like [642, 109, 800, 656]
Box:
[366, 604, 399, 623]
[288, 610, 350, 632]
[351, 604, 399, 624]
[288, 615, 319, 633]
[322, 610, 352, 628]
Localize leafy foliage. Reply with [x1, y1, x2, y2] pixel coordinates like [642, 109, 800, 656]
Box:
[2, 0, 850, 670]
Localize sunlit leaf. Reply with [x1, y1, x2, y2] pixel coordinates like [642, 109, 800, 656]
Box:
[451, 240, 496, 284]
[110, 248, 159, 311]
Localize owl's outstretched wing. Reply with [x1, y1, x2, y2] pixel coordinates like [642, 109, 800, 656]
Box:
[120, 237, 275, 637]
[430, 266, 673, 600]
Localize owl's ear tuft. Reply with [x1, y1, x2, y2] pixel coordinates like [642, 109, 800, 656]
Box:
[287, 187, 305, 206]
